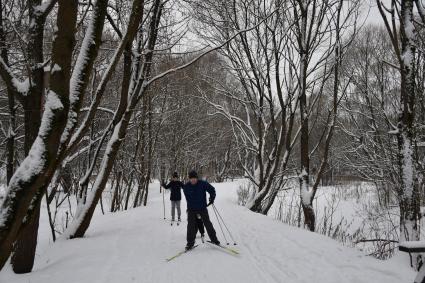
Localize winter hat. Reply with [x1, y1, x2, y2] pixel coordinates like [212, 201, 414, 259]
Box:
[172, 172, 179, 178]
[188, 170, 198, 179]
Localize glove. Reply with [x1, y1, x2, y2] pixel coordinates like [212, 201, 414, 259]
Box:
[207, 198, 214, 206]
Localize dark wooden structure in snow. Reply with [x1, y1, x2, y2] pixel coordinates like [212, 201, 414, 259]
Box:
[399, 241, 425, 283]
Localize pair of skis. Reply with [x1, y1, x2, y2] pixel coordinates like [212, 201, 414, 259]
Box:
[165, 241, 239, 262]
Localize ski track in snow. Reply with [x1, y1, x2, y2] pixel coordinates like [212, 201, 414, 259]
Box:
[0, 180, 415, 283]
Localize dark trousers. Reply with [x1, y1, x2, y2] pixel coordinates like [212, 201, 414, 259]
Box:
[196, 216, 205, 235]
[187, 209, 218, 245]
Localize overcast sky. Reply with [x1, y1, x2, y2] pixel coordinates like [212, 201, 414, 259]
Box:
[363, 0, 391, 26]
[176, 0, 390, 53]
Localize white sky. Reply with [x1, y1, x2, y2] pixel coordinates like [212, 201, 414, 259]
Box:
[363, 0, 392, 26]
[173, 0, 390, 54]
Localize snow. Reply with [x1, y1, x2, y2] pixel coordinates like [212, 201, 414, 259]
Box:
[51, 64, 62, 73]
[299, 168, 311, 205]
[0, 136, 47, 228]
[0, 56, 30, 94]
[12, 77, 29, 94]
[33, 2, 51, 16]
[12, 138, 46, 183]
[0, 180, 414, 283]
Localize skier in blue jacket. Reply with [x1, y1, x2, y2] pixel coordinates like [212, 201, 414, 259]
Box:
[183, 170, 220, 250]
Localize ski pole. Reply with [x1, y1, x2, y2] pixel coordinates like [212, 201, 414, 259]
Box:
[162, 182, 165, 220]
[213, 204, 237, 245]
[211, 204, 229, 245]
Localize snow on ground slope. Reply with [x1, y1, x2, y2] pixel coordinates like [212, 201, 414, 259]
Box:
[0, 180, 415, 283]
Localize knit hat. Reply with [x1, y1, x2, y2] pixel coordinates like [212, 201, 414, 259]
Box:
[188, 170, 198, 179]
[172, 172, 179, 178]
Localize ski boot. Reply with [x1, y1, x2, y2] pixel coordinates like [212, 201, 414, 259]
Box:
[185, 242, 195, 251]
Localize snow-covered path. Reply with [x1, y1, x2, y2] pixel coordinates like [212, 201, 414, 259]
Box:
[0, 180, 414, 283]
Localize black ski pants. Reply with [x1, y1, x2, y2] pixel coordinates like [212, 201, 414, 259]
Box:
[187, 209, 218, 245]
[196, 216, 205, 235]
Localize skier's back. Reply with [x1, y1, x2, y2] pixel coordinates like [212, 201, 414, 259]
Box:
[183, 170, 220, 250]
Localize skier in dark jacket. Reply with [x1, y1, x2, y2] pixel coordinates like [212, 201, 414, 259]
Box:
[162, 172, 184, 223]
[183, 170, 219, 250]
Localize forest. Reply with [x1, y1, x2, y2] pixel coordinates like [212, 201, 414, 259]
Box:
[0, 0, 423, 282]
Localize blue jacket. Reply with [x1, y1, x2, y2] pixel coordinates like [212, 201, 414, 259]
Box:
[183, 180, 216, 211]
[164, 180, 184, 201]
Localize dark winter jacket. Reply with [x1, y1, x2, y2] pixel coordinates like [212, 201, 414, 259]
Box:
[164, 180, 184, 201]
[183, 180, 216, 211]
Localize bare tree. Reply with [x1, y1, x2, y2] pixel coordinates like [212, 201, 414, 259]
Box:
[291, 0, 360, 231]
[191, 0, 360, 219]
[376, 0, 422, 252]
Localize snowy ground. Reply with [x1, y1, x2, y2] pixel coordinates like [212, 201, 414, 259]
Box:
[268, 181, 408, 258]
[0, 180, 415, 283]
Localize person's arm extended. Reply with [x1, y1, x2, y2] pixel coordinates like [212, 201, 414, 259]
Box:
[162, 181, 170, 189]
[206, 182, 216, 205]
[182, 185, 188, 199]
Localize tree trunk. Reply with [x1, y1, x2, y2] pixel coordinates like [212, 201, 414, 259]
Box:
[11, 0, 49, 273]
[143, 181, 149, 206]
[0, 0, 77, 270]
[297, 2, 314, 232]
[11, 196, 41, 273]
[397, 0, 421, 246]
[133, 177, 144, 208]
[110, 171, 122, 212]
[301, 203, 315, 232]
